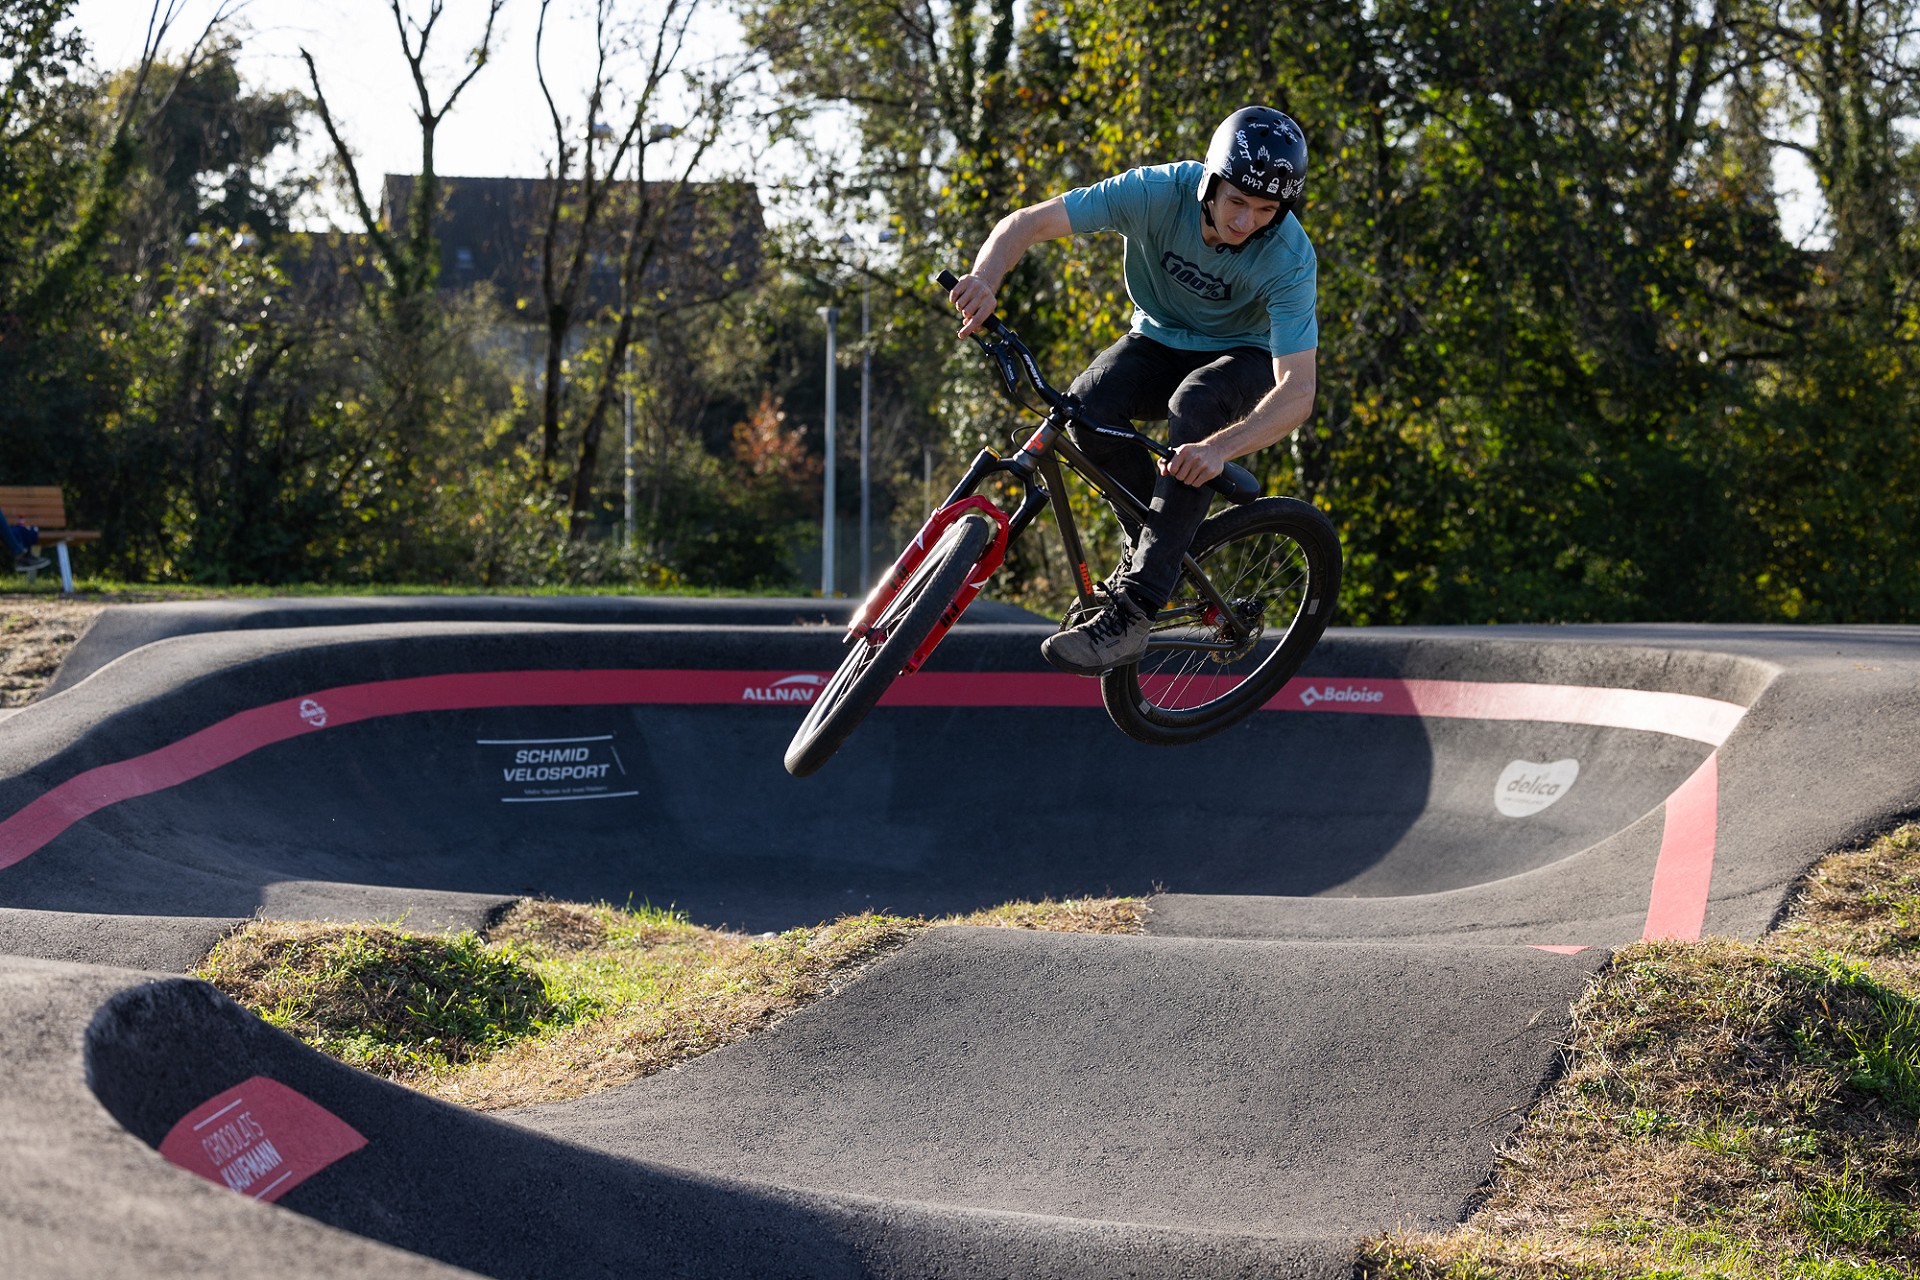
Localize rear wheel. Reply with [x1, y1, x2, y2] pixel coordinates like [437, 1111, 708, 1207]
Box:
[784, 514, 997, 777]
[1100, 497, 1340, 746]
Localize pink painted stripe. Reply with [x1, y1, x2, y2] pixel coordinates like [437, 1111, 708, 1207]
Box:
[0, 669, 1745, 875]
[1642, 752, 1720, 942]
[896, 673, 1746, 745]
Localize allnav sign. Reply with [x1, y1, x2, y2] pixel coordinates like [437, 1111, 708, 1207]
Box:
[741, 674, 827, 704]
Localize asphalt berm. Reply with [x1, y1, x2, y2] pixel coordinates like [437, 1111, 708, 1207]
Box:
[4, 595, 1919, 1278]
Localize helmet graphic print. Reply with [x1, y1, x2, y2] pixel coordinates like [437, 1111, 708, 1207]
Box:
[1199, 106, 1306, 239]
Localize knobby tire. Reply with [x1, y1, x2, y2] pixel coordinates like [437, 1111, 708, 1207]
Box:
[784, 513, 997, 777]
[1100, 497, 1340, 746]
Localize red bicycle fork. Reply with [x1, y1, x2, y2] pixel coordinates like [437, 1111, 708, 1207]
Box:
[846, 495, 1012, 675]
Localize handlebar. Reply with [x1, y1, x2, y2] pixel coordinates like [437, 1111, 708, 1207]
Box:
[935, 269, 1260, 505]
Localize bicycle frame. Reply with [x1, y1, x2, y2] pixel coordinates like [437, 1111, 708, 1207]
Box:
[845, 278, 1269, 675]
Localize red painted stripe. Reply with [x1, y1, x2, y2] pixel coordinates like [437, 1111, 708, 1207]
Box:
[0, 669, 1744, 876]
[0, 671, 761, 870]
[1642, 752, 1720, 942]
[876, 672, 1102, 707]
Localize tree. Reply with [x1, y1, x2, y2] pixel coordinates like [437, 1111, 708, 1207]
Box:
[301, 0, 505, 328]
[748, 0, 1920, 622]
[524, 0, 758, 537]
[107, 41, 306, 282]
[0, 0, 236, 526]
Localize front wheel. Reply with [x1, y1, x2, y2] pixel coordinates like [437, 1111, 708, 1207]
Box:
[784, 513, 997, 777]
[1100, 496, 1341, 746]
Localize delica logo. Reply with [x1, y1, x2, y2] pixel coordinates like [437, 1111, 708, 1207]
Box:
[742, 674, 827, 703]
[1495, 758, 1580, 818]
[1160, 251, 1231, 302]
[1298, 684, 1386, 707]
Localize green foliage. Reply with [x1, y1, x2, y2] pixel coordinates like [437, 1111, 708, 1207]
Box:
[0, 1, 124, 502]
[1798, 1165, 1911, 1251]
[745, 0, 1920, 622]
[6, 2, 1920, 610]
[1785, 956, 1920, 1116]
[199, 923, 600, 1075]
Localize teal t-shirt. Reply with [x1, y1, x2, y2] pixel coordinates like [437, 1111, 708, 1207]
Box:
[1061, 161, 1317, 357]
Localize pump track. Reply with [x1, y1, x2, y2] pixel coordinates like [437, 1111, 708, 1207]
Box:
[3, 595, 1918, 1279]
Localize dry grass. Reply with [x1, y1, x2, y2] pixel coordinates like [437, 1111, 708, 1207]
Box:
[0, 595, 105, 707]
[1361, 825, 1920, 1280]
[948, 895, 1148, 934]
[1783, 825, 1920, 997]
[2, 587, 227, 706]
[437, 904, 924, 1109]
[195, 917, 602, 1077]
[200, 896, 1147, 1112]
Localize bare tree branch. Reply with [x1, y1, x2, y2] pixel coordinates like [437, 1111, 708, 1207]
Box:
[299, 49, 394, 263]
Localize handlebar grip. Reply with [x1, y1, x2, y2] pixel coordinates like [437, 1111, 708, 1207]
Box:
[1209, 462, 1261, 505]
[934, 269, 961, 292]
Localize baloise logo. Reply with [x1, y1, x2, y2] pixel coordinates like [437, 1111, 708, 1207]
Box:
[1160, 251, 1231, 302]
[1297, 684, 1386, 708]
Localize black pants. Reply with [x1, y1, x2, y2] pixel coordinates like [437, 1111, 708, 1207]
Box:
[1067, 334, 1274, 609]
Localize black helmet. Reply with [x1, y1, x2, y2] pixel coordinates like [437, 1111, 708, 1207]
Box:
[1198, 106, 1306, 236]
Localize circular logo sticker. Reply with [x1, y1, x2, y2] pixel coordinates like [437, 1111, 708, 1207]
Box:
[1495, 758, 1579, 817]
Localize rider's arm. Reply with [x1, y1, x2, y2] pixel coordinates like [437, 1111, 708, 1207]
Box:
[1163, 349, 1318, 487]
[950, 198, 1075, 339]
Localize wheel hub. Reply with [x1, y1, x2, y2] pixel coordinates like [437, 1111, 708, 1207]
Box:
[1203, 598, 1265, 663]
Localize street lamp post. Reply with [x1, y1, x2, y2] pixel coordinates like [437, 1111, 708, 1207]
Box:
[590, 121, 640, 551]
[858, 281, 871, 590]
[817, 305, 840, 596]
[601, 119, 676, 552]
[855, 229, 896, 590]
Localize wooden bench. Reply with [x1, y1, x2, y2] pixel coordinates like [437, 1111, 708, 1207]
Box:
[1, 485, 100, 593]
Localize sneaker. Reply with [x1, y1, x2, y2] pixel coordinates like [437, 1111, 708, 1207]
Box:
[13, 551, 48, 573]
[1041, 588, 1153, 676]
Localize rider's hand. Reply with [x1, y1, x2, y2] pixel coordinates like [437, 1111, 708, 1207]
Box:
[950, 274, 997, 339]
[1164, 440, 1230, 488]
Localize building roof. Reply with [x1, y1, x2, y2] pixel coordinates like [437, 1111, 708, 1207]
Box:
[380, 173, 763, 313]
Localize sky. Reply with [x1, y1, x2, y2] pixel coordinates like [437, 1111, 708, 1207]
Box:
[67, 0, 751, 226]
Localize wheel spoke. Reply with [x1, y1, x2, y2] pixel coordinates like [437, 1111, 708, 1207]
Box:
[784, 514, 997, 777]
[1137, 525, 1311, 713]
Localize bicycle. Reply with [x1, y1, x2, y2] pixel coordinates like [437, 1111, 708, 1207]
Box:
[783, 269, 1342, 777]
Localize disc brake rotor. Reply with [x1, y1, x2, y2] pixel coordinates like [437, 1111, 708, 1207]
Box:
[1201, 599, 1264, 664]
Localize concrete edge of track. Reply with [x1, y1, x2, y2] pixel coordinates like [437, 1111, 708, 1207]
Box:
[43, 595, 1052, 696]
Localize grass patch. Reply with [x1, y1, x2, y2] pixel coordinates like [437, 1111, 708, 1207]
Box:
[195, 920, 602, 1076]
[197, 896, 1144, 1110]
[1359, 824, 1920, 1279]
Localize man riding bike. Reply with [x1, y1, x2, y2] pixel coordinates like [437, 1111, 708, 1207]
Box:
[946, 105, 1318, 676]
